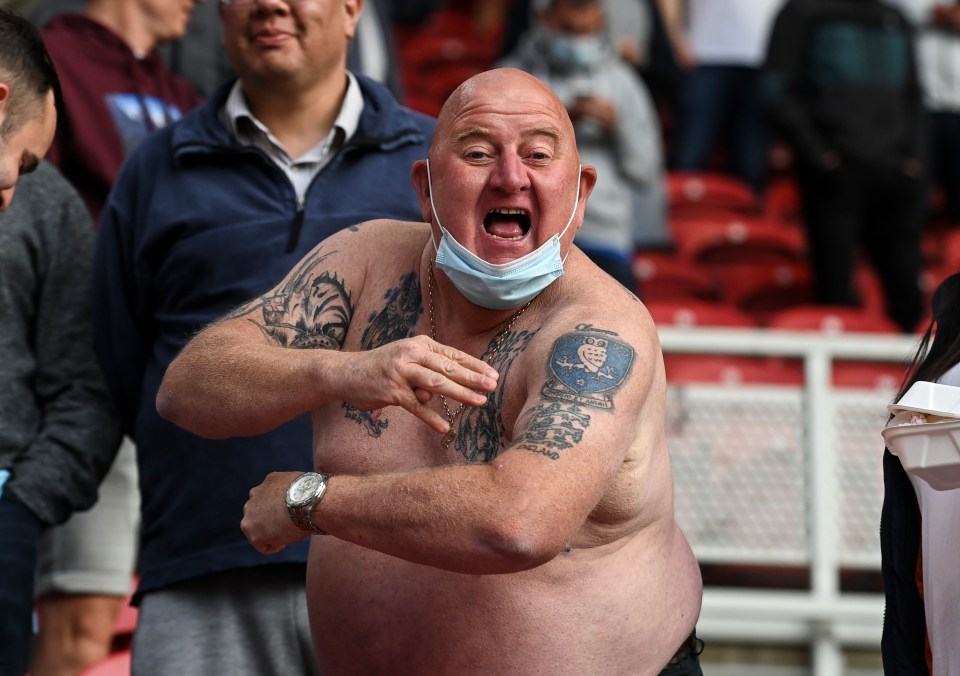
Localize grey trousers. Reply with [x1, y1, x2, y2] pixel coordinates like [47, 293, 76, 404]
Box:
[132, 563, 321, 676]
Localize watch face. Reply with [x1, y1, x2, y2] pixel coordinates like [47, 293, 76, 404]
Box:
[288, 474, 320, 507]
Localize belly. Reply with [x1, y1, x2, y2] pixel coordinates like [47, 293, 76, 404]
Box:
[305, 525, 702, 675]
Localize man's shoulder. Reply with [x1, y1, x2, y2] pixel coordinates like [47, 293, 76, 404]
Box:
[330, 218, 429, 245]
[354, 73, 436, 142]
[539, 271, 656, 352]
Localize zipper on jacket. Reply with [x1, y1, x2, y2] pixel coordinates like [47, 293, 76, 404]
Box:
[286, 200, 305, 253]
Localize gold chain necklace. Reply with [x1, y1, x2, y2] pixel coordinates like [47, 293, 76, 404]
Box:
[427, 261, 533, 447]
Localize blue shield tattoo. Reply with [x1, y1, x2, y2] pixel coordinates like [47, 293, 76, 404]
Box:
[542, 325, 635, 409]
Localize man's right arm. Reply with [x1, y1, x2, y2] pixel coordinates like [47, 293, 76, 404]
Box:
[156, 225, 499, 439]
[655, 0, 694, 69]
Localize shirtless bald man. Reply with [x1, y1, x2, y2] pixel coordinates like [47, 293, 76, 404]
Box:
[157, 67, 703, 675]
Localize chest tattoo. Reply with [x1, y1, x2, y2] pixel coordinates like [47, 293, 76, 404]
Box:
[456, 329, 537, 464]
[342, 273, 422, 436]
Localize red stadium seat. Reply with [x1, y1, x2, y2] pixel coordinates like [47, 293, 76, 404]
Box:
[666, 171, 760, 219]
[671, 216, 807, 266]
[762, 177, 802, 226]
[646, 299, 758, 329]
[633, 251, 719, 302]
[717, 261, 814, 324]
[832, 361, 908, 390]
[664, 353, 804, 386]
[766, 305, 901, 334]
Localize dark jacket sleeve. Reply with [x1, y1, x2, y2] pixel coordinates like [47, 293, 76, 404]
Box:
[93, 159, 151, 436]
[880, 448, 930, 675]
[761, 3, 836, 170]
[5, 162, 122, 526]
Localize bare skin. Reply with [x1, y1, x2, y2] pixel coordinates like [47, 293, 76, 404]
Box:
[158, 69, 701, 675]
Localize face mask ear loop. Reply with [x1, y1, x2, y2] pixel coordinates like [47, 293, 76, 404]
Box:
[426, 159, 443, 253]
[558, 165, 582, 264]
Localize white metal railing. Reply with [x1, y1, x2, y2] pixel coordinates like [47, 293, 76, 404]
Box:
[658, 327, 920, 676]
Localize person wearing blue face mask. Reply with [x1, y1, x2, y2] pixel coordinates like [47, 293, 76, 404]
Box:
[155, 67, 705, 676]
[500, 0, 670, 291]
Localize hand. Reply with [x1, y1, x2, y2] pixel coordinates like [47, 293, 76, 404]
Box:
[335, 336, 499, 435]
[242, 471, 310, 555]
[616, 38, 644, 67]
[568, 96, 618, 129]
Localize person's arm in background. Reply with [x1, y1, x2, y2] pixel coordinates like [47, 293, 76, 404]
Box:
[611, 68, 663, 190]
[761, 3, 839, 171]
[603, 0, 651, 67]
[899, 9, 929, 179]
[4, 162, 121, 526]
[92, 154, 153, 437]
[655, 0, 694, 69]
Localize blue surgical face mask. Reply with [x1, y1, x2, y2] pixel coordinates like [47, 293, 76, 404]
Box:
[548, 33, 604, 70]
[426, 160, 581, 310]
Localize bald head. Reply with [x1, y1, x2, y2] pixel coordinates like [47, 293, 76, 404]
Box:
[430, 68, 577, 161]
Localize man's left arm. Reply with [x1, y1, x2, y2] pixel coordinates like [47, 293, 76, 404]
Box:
[6, 167, 122, 526]
[243, 319, 654, 574]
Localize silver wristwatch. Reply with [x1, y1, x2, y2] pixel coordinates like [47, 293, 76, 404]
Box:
[285, 471, 330, 535]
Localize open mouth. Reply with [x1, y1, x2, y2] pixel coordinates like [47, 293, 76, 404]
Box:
[483, 208, 531, 241]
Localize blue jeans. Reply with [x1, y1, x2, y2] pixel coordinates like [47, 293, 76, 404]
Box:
[670, 65, 770, 193]
[0, 488, 42, 676]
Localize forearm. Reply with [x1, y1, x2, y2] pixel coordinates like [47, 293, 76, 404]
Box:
[656, 0, 689, 62]
[157, 322, 345, 439]
[318, 463, 571, 575]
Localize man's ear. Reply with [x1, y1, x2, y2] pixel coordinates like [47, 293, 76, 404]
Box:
[344, 0, 365, 41]
[573, 165, 598, 232]
[578, 164, 598, 203]
[410, 159, 432, 224]
[0, 83, 9, 132]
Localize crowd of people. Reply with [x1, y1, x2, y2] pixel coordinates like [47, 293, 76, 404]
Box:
[0, 0, 958, 675]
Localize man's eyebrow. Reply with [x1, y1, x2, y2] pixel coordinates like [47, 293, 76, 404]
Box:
[454, 127, 493, 142]
[453, 126, 562, 142]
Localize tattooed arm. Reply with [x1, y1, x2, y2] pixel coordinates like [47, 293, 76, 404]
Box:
[157, 224, 498, 439]
[243, 316, 662, 574]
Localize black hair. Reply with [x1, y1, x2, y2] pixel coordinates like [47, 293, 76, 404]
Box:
[896, 272, 960, 401]
[0, 8, 61, 139]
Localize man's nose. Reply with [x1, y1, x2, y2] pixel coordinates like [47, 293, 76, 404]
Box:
[488, 155, 530, 193]
[0, 186, 15, 212]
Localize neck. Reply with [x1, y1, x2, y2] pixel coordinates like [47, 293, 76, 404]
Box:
[87, 1, 159, 55]
[240, 71, 348, 159]
[421, 250, 533, 341]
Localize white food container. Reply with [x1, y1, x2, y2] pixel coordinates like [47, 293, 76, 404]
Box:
[888, 381, 960, 418]
[883, 408, 960, 491]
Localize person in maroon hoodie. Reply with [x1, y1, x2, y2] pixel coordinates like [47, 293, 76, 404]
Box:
[40, 0, 203, 221]
[30, 2, 202, 674]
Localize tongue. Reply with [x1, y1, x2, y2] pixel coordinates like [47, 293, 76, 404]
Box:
[485, 218, 525, 239]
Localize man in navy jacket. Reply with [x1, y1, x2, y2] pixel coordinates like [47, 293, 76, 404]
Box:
[93, 1, 434, 673]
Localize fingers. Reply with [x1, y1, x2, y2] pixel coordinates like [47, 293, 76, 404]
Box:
[421, 342, 500, 393]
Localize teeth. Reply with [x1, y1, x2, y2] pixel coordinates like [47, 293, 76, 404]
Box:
[489, 208, 528, 216]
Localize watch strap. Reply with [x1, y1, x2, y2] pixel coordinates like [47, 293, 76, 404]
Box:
[289, 504, 327, 535]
